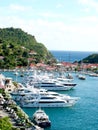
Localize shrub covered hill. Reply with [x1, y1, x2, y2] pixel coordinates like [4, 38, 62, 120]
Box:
[79, 53, 98, 63]
[0, 27, 56, 69]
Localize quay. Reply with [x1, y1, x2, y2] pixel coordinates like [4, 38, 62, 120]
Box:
[0, 90, 43, 130]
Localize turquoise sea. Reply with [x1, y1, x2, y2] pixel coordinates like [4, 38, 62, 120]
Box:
[1, 51, 98, 130]
[22, 74, 98, 130]
[2, 71, 98, 130]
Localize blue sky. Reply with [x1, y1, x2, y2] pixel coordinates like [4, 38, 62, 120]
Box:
[0, 0, 98, 51]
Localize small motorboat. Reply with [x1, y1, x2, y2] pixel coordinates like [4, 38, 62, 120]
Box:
[78, 74, 86, 80]
[32, 109, 51, 128]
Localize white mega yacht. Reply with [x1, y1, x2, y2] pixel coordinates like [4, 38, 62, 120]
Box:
[19, 92, 77, 108]
[34, 79, 76, 91]
[20, 96, 76, 108]
[11, 85, 79, 102]
[11, 84, 79, 108]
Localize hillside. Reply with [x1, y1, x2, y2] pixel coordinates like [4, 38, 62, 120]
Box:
[0, 27, 55, 69]
[79, 53, 98, 63]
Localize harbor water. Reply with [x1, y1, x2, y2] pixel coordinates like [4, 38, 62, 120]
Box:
[1, 71, 98, 130]
[22, 73, 98, 130]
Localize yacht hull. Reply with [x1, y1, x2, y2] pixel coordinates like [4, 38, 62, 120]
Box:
[20, 101, 76, 108]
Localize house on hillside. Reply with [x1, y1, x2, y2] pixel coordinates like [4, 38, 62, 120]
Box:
[4, 77, 16, 92]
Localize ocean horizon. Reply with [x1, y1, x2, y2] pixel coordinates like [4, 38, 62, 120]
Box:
[50, 50, 97, 63]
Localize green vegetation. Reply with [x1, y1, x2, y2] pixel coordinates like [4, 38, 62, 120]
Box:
[80, 54, 98, 63]
[0, 27, 56, 69]
[0, 117, 20, 130]
[0, 88, 4, 94]
[0, 117, 12, 130]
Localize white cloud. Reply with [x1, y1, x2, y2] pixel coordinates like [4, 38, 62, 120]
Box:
[81, 7, 90, 13]
[10, 4, 25, 11]
[56, 3, 63, 8]
[38, 12, 65, 19]
[9, 4, 32, 12]
[74, 16, 98, 23]
[78, 0, 98, 12]
[79, 0, 90, 5]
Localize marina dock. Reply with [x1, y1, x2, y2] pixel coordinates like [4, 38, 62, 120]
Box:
[0, 91, 43, 130]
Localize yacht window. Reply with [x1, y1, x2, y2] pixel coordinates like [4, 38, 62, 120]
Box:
[41, 97, 55, 99]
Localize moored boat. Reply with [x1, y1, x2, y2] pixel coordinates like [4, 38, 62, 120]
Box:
[11, 85, 79, 107]
[34, 79, 76, 91]
[20, 93, 77, 108]
[78, 74, 86, 80]
[32, 109, 51, 128]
